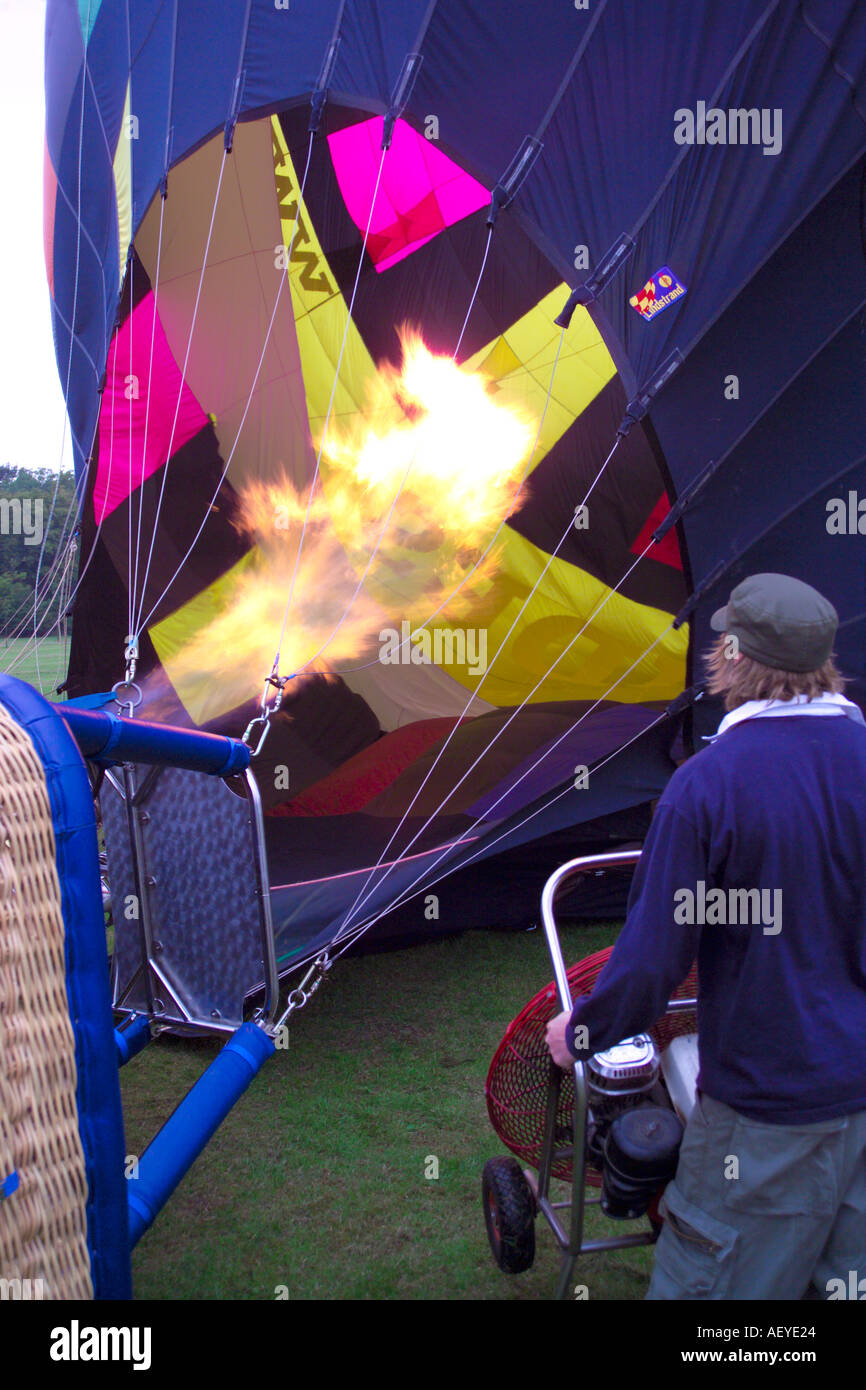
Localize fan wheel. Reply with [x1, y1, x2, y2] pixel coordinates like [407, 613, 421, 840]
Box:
[482, 1156, 536, 1273]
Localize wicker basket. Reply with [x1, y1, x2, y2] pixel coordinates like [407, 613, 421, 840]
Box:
[0, 704, 92, 1299]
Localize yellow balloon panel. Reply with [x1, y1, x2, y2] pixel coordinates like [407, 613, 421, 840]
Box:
[270, 118, 616, 584]
[425, 526, 688, 706]
[464, 289, 617, 476]
[149, 551, 258, 725]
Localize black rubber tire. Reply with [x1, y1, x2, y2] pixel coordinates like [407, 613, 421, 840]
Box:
[482, 1156, 536, 1273]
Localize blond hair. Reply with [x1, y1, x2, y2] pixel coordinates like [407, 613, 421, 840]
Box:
[704, 635, 845, 711]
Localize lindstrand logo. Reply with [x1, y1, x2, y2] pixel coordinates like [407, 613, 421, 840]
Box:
[629, 266, 687, 321]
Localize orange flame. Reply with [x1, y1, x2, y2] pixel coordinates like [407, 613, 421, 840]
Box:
[157, 329, 535, 716]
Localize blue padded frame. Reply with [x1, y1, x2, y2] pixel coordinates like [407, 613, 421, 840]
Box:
[0, 676, 131, 1299]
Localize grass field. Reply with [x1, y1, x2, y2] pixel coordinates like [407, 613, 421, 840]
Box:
[1, 632, 650, 1299]
[0, 634, 67, 695]
[121, 919, 654, 1302]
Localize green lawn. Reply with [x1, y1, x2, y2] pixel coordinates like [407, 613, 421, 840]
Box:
[121, 920, 655, 1301]
[1, 634, 652, 1299]
[0, 634, 67, 696]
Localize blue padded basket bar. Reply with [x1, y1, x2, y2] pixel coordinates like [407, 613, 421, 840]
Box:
[127, 1021, 276, 1247]
[61, 706, 250, 776]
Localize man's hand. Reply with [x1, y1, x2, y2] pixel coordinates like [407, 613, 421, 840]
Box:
[545, 1009, 575, 1069]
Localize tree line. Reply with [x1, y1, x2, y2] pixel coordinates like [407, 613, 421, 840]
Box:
[0, 466, 79, 637]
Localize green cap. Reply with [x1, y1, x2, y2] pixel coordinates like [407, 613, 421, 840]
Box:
[710, 573, 838, 673]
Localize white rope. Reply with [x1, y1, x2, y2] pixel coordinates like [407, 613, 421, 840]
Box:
[336, 429, 624, 933]
[271, 144, 389, 674]
[50, 542, 77, 694]
[3, 536, 80, 687]
[3, 296, 125, 677]
[332, 618, 676, 954]
[2, 545, 72, 659]
[33, 0, 93, 694]
[10, 4, 136, 683]
[131, 151, 228, 641]
[127, 251, 135, 647]
[10, 0, 127, 689]
[136, 130, 316, 637]
[444, 704, 674, 874]
[1, 483, 81, 645]
[55, 543, 75, 691]
[291, 221, 502, 677]
[130, 195, 166, 635]
[124, 0, 134, 660]
[453, 224, 492, 359]
[337, 533, 654, 935]
[331, 325, 568, 677]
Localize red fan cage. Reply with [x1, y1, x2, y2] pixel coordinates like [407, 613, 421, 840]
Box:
[485, 945, 698, 1185]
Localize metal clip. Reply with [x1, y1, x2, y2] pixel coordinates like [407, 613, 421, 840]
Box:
[241, 713, 271, 758]
[123, 634, 139, 684]
[242, 668, 295, 757]
[111, 679, 142, 717]
[275, 952, 332, 1029]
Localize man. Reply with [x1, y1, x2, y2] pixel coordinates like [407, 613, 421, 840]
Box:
[545, 573, 866, 1299]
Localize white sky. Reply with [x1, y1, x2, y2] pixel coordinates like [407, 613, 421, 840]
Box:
[0, 0, 74, 476]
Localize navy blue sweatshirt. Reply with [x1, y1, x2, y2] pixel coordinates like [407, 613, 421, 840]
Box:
[565, 714, 866, 1123]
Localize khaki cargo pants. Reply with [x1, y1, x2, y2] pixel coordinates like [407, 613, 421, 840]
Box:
[646, 1091, 866, 1300]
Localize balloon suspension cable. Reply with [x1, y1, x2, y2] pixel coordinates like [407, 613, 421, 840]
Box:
[133, 0, 252, 641]
[135, 129, 316, 639]
[127, 251, 135, 654]
[453, 224, 493, 359]
[2, 387, 117, 681]
[335, 428, 624, 937]
[330, 322, 567, 679]
[442, 685, 704, 883]
[5, 533, 80, 692]
[2, 524, 79, 675]
[338, 523, 651, 942]
[332, 674, 685, 961]
[32, 0, 92, 694]
[335, 599, 678, 955]
[6, 273, 130, 678]
[269, 140, 389, 687]
[131, 151, 228, 650]
[334, 344, 685, 935]
[51, 26, 173, 667]
[52, 537, 77, 690]
[290, 217, 501, 681]
[129, 196, 167, 638]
